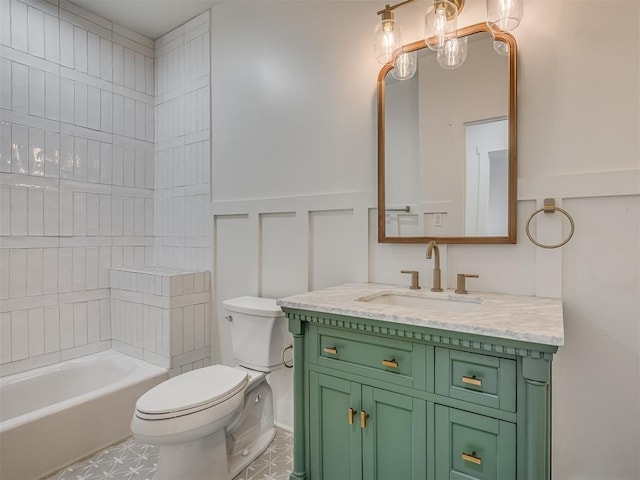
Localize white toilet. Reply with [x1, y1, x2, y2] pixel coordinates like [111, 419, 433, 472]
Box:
[130, 296, 290, 480]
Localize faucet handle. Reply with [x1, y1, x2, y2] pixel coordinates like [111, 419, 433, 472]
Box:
[400, 270, 421, 290]
[455, 273, 479, 294]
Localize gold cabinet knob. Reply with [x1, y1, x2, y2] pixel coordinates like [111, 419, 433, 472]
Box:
[323, 346, 338, 355]
[462, 375, 482, 387]
[348, 407, 356, 425]
[360, 411, 369, 428]
[382, 358, 399, 368]
[462, 451, 482, 465]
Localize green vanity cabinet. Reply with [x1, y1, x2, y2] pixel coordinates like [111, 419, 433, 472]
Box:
[309, 372, 427, 480]
[285, 307, 559, 480]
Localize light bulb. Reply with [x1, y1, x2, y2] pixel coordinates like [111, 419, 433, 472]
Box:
[437, 36, 467, 69]
[486, 0, 523, 33]
[425, 1, 458, 52]
[374, 18, 403, 64]
[391, 50, 417, 81]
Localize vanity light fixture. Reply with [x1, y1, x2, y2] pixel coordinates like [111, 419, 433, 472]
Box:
[374, 0, 523, 75]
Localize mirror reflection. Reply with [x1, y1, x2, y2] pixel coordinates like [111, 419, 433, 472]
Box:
[378, 24, 517, 244]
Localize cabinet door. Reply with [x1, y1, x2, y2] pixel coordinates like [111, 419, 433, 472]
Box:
[362, 386, 427, 480]
[309, 372, 362, 480]
[435, 405, 516, 480]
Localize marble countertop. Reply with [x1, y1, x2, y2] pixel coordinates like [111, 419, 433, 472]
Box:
[278, 283, 564, 346]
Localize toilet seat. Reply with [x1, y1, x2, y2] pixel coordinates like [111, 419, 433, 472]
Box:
[135, 365, 248, 420]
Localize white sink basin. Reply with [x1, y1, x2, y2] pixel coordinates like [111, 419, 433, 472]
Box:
[358, 293, 480, 313]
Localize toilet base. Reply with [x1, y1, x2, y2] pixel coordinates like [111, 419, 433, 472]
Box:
[228, 427, 276, 478]
[155, 428, 229, 480]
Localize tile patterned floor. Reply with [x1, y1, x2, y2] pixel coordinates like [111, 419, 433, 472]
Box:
[47, 429, 292, 480]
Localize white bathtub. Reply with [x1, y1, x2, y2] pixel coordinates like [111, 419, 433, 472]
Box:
[0, 350, 167, 480]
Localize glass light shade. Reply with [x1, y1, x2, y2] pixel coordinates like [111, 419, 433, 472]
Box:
[374, 19, 403, 65]
[437, 36, 467, 69]
[425, 1, 458, 52]
[493, 39, 509, 55]
[391, 50, 417, 81]
[486, 0, 523, 32]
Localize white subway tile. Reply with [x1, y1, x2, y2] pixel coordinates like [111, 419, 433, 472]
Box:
[86, 247, 98, 290]
[193, 272, 204, 293]
[44, 130, 59, 178]
[112, 43, 123, 85]
[145, 198, 153, 236]
[42, 248, 58, 294]
[111, 195, 123, 236]
[9, 249, 27, 298]
[59, 20, 74, 68]
[11, 0, 28, 52]
[59, 134, 73, 179]
[182, 305, 194, 352]
[57, 248, 72, 292]
[87, 86, 100, 131]
[135, 100, 145, 141]
[1, 313, 11, 364]
[123, 146, 134, 187]
[86, 192, 99, 236]
[11, 310, 29, 361]
[100, 90, 112, 133]
[99, 142, 112, 184]
[11, 124, 28, 174]
[73, 26, 88, 73]
[44, 12, 59, 63]
[87, 300, 100, 343]
[123, 97, 135, 138]
[112, 142, 123, 185]
[59, 77, 74, 125]
[145, 104, 154, 143]
[123, 196, 134, 236]
[10, 186, 28, 236]
[28, 127, 44, 176]
[0, 121, 10, 173]
[145, 151, 154, 189]
[26, 248, 43, 297]
[59, 190, 73, 236]
[134, 148, 145, 188]
[134, 52, 145, 92]
[73, 136, 87, 181]
[28, 307, 45, 356]
[0, 250, 8, 300]
[145, 56, 154, 96]
[123, 48, 134, 89]
[27, 187, 44, 236]
[45, 72, 60, 121]
[99, 194, 111, 236]
[73, 191, 86, 235]
[59, 303, 74, 349]
[170, 307, 183, 355]
[87, 139, 100, 183]
[99, 298, 110, 340]
[0, 186, 10, 235]
[12, 62, 28, 114]
[72, 247, 86, 291]
[0, 0, 10, 47]
[194, 303, 205, 349]
[44, 305, 60, 353]
[28, 67, 45, 118]
[87, 32, 100, 77]
[0, 58, 11, 110]
[100, 37, 112, 81]
[182, 274, 194, 294]
[134, 197, 144, 236]
[73, 302, 87, 346]
[43, 189, 59, 236]
[74, 81, 88, 127]
[27, 6, 44, 58]
[98, 247, 111, 289]
[112, 94, 123, 136]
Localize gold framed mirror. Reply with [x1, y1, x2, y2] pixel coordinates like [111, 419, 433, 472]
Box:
[377, 23, 517, 244]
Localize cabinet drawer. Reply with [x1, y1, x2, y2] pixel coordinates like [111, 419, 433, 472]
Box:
[315, 327, 421, 387]
[435, 348, 516, 412]
[435, 405, 516, 480]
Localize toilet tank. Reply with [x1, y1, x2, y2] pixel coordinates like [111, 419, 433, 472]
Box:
[222, 297, 291, 372]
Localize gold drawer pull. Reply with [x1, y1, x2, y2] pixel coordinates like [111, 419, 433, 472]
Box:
[462, 451, 482, 465]
[360, 411, 369, 428]
[382, 358, 399, 368]
[348, 407, 356, 425]
[462, 375, 482, 387]
[323, 346, 338, 355]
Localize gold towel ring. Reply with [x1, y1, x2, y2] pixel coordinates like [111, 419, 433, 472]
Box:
[526, 199, 575, 249]
[281, 344, 293, 369]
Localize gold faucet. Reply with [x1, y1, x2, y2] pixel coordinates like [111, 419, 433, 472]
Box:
[400, 270, 421, 290]
[425, 240, 443, 292]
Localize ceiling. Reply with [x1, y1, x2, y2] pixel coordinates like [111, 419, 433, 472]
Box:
[68, 0, 221, 39]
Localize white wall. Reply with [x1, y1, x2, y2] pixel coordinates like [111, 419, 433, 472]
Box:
[0, 0, 155, 376]
[210, 0, 639, 477]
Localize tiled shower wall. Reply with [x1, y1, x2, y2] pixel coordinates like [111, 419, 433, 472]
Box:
[0, 0, 156, 376]
[154, 12, 211, 271]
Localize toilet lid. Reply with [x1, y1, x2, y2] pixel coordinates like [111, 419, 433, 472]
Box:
[136, 365, 248, 418]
